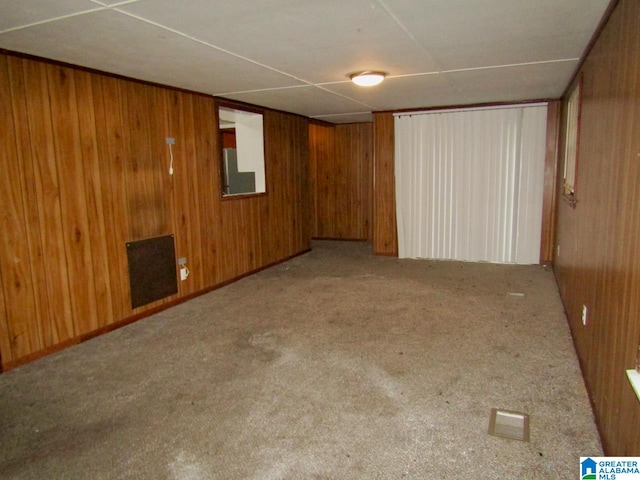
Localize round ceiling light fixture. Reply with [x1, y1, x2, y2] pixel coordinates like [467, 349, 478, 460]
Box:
[350, 70, 387, 87]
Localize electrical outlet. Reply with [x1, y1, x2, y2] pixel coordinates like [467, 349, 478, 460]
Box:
[166, 137, 175, 145]
[582, 305, 588, 325]
[178, 257, 187, 265]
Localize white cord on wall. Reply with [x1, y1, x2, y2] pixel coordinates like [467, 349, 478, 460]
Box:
[166, 137, 176, 175]
[168, 143, 174, 175]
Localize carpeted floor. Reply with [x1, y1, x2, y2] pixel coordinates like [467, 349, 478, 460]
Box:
[0, 240, 602, 479]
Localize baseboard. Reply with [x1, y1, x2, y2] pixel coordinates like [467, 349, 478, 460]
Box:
[1, 247, 312, 372]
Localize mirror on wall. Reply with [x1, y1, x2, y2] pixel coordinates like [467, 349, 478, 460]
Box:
[217, 102, 266, 196]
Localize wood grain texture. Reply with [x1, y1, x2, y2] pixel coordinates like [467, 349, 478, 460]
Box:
[309, 123, 331, 238]
[372, 112, 398, 256]
[194, 95, 221, 286]
[21, 59, 75, 346]
[124, 82, 170, 242]
[554, 0, 640, 455]
[309, 123, 372, 240]
[74, 71, 114, 328]
[0, 52, 310, 368]
[47, 64, 100, 335]
[260, 110, 310, 264]
[540, 101, 560, 264]
[167, 91, 200, 295]
[0, 55, 40, 360]
[92, 75, 133, 320]
[6, 57, 50, 350]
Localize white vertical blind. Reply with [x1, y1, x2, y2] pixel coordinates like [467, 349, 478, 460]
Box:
[394, 104, 547, 264]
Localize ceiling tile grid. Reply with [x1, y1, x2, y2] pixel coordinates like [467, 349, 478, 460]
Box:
[0, 0, 612, 122]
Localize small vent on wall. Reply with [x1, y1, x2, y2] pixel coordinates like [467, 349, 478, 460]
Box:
[126, 234, 178, 309]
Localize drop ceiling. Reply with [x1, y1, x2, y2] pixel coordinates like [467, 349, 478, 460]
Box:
[0, 0, 611, 123]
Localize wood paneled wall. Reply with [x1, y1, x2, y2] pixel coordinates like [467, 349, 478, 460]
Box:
[372, 112, 398, 256]
[0, 52, 310, 369]
[309, 122, 372, 240]
[540, 101, 561, 264]
[554, 0, 640, 455]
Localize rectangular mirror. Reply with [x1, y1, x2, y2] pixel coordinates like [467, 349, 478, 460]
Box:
[218, 101, 266, 196]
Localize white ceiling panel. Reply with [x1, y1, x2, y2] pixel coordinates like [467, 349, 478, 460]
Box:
[0, 9, 303, 94]
[322, 74, 461, 111]
[445, 60, 580, 104]
[222, 85, 373, 119]
[119, 0, 440, 83]
[0, 0, 97, 32]
[383, 0, 611, 71]
[0, 1, 612, 122]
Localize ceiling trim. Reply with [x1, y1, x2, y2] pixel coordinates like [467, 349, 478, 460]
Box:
[563, 0, 620, 97]
[376, 98, 558, 116]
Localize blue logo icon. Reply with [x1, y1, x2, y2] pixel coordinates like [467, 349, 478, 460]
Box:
[581, 457, 597, 479]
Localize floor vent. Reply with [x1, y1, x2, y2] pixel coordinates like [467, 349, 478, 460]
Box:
[488, 408, 530, 442]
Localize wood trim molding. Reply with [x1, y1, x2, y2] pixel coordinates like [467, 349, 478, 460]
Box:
[540, 100, 561, 263]
[375, 98, 555, 116]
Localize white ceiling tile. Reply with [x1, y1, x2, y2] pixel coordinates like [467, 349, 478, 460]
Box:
[119, 0, 439, 83]
[323, 74, 461, 111]
[445, 60, 580, 104]
[221, 86, 372, 118]
[0, 0, 98, 32]
[0, 9, 303, 93]
[0, 0, 101, 32]
[383, 0, 611, 71]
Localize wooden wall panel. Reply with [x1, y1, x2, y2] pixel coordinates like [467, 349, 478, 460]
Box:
[7, 57, 50, 349]
[554, 0, 640, 454]
[262, 111, 310, 261]
[372, 112, 398, 256]
[309, 123, 333, 239]
[309, 122, 372, 241]
[92, 75, 132, 320]
[75, 71, 114, 329]
[124, 82, 170, 241]
[540, 101, 560, 264]
[193, 95, 221, 286]
[309, 123, 329, 237]
[0, 55, 41, 360]
[167, 91, 202, 295]
[21, 59, 75, 347]
[47, 64, 100, 335]
[220, 200, 257, 279]
[0, 52, 310, 369]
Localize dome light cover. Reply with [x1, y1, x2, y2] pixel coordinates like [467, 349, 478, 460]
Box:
[350, 71, 387, 87]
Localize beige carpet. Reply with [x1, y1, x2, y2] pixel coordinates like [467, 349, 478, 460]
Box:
[0, 240, 602, 479]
